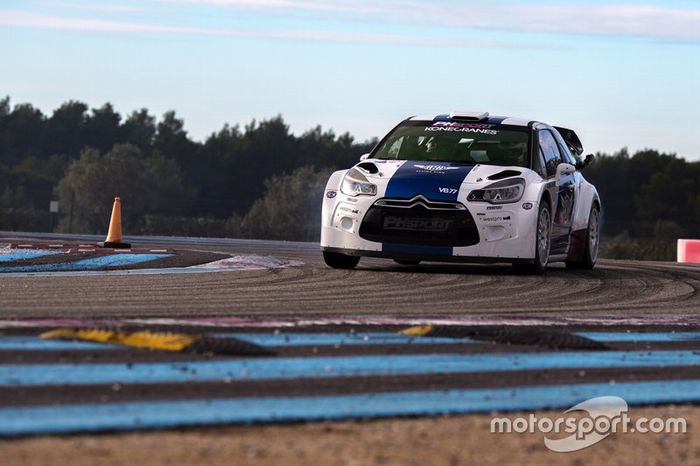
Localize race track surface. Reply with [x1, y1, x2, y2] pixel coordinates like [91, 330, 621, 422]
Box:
[1, 232, 700, 452]
[0, 233, 699, 318]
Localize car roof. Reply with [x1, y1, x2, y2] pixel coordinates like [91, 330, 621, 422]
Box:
[409, 112, 537, 128]
[406, 112, 585, 155]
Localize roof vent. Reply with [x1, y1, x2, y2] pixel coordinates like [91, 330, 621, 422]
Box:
[450, 111, 489, 121]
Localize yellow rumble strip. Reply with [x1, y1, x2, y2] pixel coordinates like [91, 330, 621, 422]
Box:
[39, 328, 274, 356]
[400, 325, 435, 337]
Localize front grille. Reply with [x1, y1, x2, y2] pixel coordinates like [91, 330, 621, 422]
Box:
[373, 196, 466, 211]
[359, 197, 480, 247]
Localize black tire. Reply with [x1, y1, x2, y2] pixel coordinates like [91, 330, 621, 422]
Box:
[393, 259, 421, 266]
[513, 200, 551, 275]
[566, 204, 600, 270]
[323, 251, 360, 269]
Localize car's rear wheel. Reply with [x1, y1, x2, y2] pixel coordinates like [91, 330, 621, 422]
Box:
[393, 259, 421, 266]
[513, 201, 551, 275]
[566, 204, 600, 270]
[323, 251, 360, 269]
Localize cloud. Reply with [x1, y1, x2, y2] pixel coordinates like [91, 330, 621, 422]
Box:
[0, 10, 525, 48]
[159, 0, 700, 41]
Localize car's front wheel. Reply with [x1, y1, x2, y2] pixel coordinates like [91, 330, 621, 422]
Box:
[323, 251, 360, 269]
[513, 200, 551, 274]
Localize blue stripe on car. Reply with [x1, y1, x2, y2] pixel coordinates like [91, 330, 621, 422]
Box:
[383, 243, 452, 256]
[384, 161, 474, 202]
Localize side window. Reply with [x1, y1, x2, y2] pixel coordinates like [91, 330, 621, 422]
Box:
[558, 143, 577, 166]
[538, 130, 562, 178]
[552, 131, 578, 165]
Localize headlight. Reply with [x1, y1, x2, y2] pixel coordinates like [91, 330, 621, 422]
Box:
[467, 178, 525, 204]
[341, 168, 377, 197]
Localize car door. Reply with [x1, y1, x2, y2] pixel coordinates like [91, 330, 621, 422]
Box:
[538, 129, 575, 254]
[553, 128, 582, 229]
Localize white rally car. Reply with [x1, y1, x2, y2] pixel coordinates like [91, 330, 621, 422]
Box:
[321, 112, 601, 273]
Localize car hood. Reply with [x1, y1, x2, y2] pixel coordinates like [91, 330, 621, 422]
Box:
[358, 159, 527, 201]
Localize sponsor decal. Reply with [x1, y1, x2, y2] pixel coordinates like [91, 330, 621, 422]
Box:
[326, 191, 337, 199]
[431, 122, 495, 129]
[384, 216, 453, 232]
[486, 206, 503, 211]
[522, 202, 534, 210]
[425, 121, 498, 135]
[414, 164, 461, 173]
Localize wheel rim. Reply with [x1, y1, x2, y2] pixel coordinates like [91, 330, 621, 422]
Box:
[589, 208, 600, 262]
[537, 207, 551, 267]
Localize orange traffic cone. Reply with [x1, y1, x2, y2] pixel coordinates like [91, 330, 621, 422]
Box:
[102, 197, 131, 249]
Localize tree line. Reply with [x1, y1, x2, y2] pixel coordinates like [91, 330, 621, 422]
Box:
[1, 97, 698, 258]
[0, 97, 374, 238]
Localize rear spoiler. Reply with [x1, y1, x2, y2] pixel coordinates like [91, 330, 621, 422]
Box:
[553, 126, 584, 156]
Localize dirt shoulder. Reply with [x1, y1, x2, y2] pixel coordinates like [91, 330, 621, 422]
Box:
[2, 405, 697, 466]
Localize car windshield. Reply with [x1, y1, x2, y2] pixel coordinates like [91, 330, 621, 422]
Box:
[372, 121, 530, 167]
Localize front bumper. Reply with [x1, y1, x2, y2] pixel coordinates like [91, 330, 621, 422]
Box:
[320, 245, 534, 264]
[359, 199, 480, 247]
[321, 197, 538, 262]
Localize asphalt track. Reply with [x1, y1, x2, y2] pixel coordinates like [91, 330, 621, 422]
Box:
[1, 232, 699, 318]
[1, 232, 700, 443]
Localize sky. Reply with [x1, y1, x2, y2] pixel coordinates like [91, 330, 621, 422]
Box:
[1, 0, 699, 159]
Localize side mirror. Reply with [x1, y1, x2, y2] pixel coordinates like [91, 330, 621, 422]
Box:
[555, 163, 576, 186]
[575, 154, 594, 170]
[359, 153, 370, 161]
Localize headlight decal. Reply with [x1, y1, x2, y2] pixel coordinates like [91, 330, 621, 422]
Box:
[340, 168, 378, 197]
[468, 178, 526, 205]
